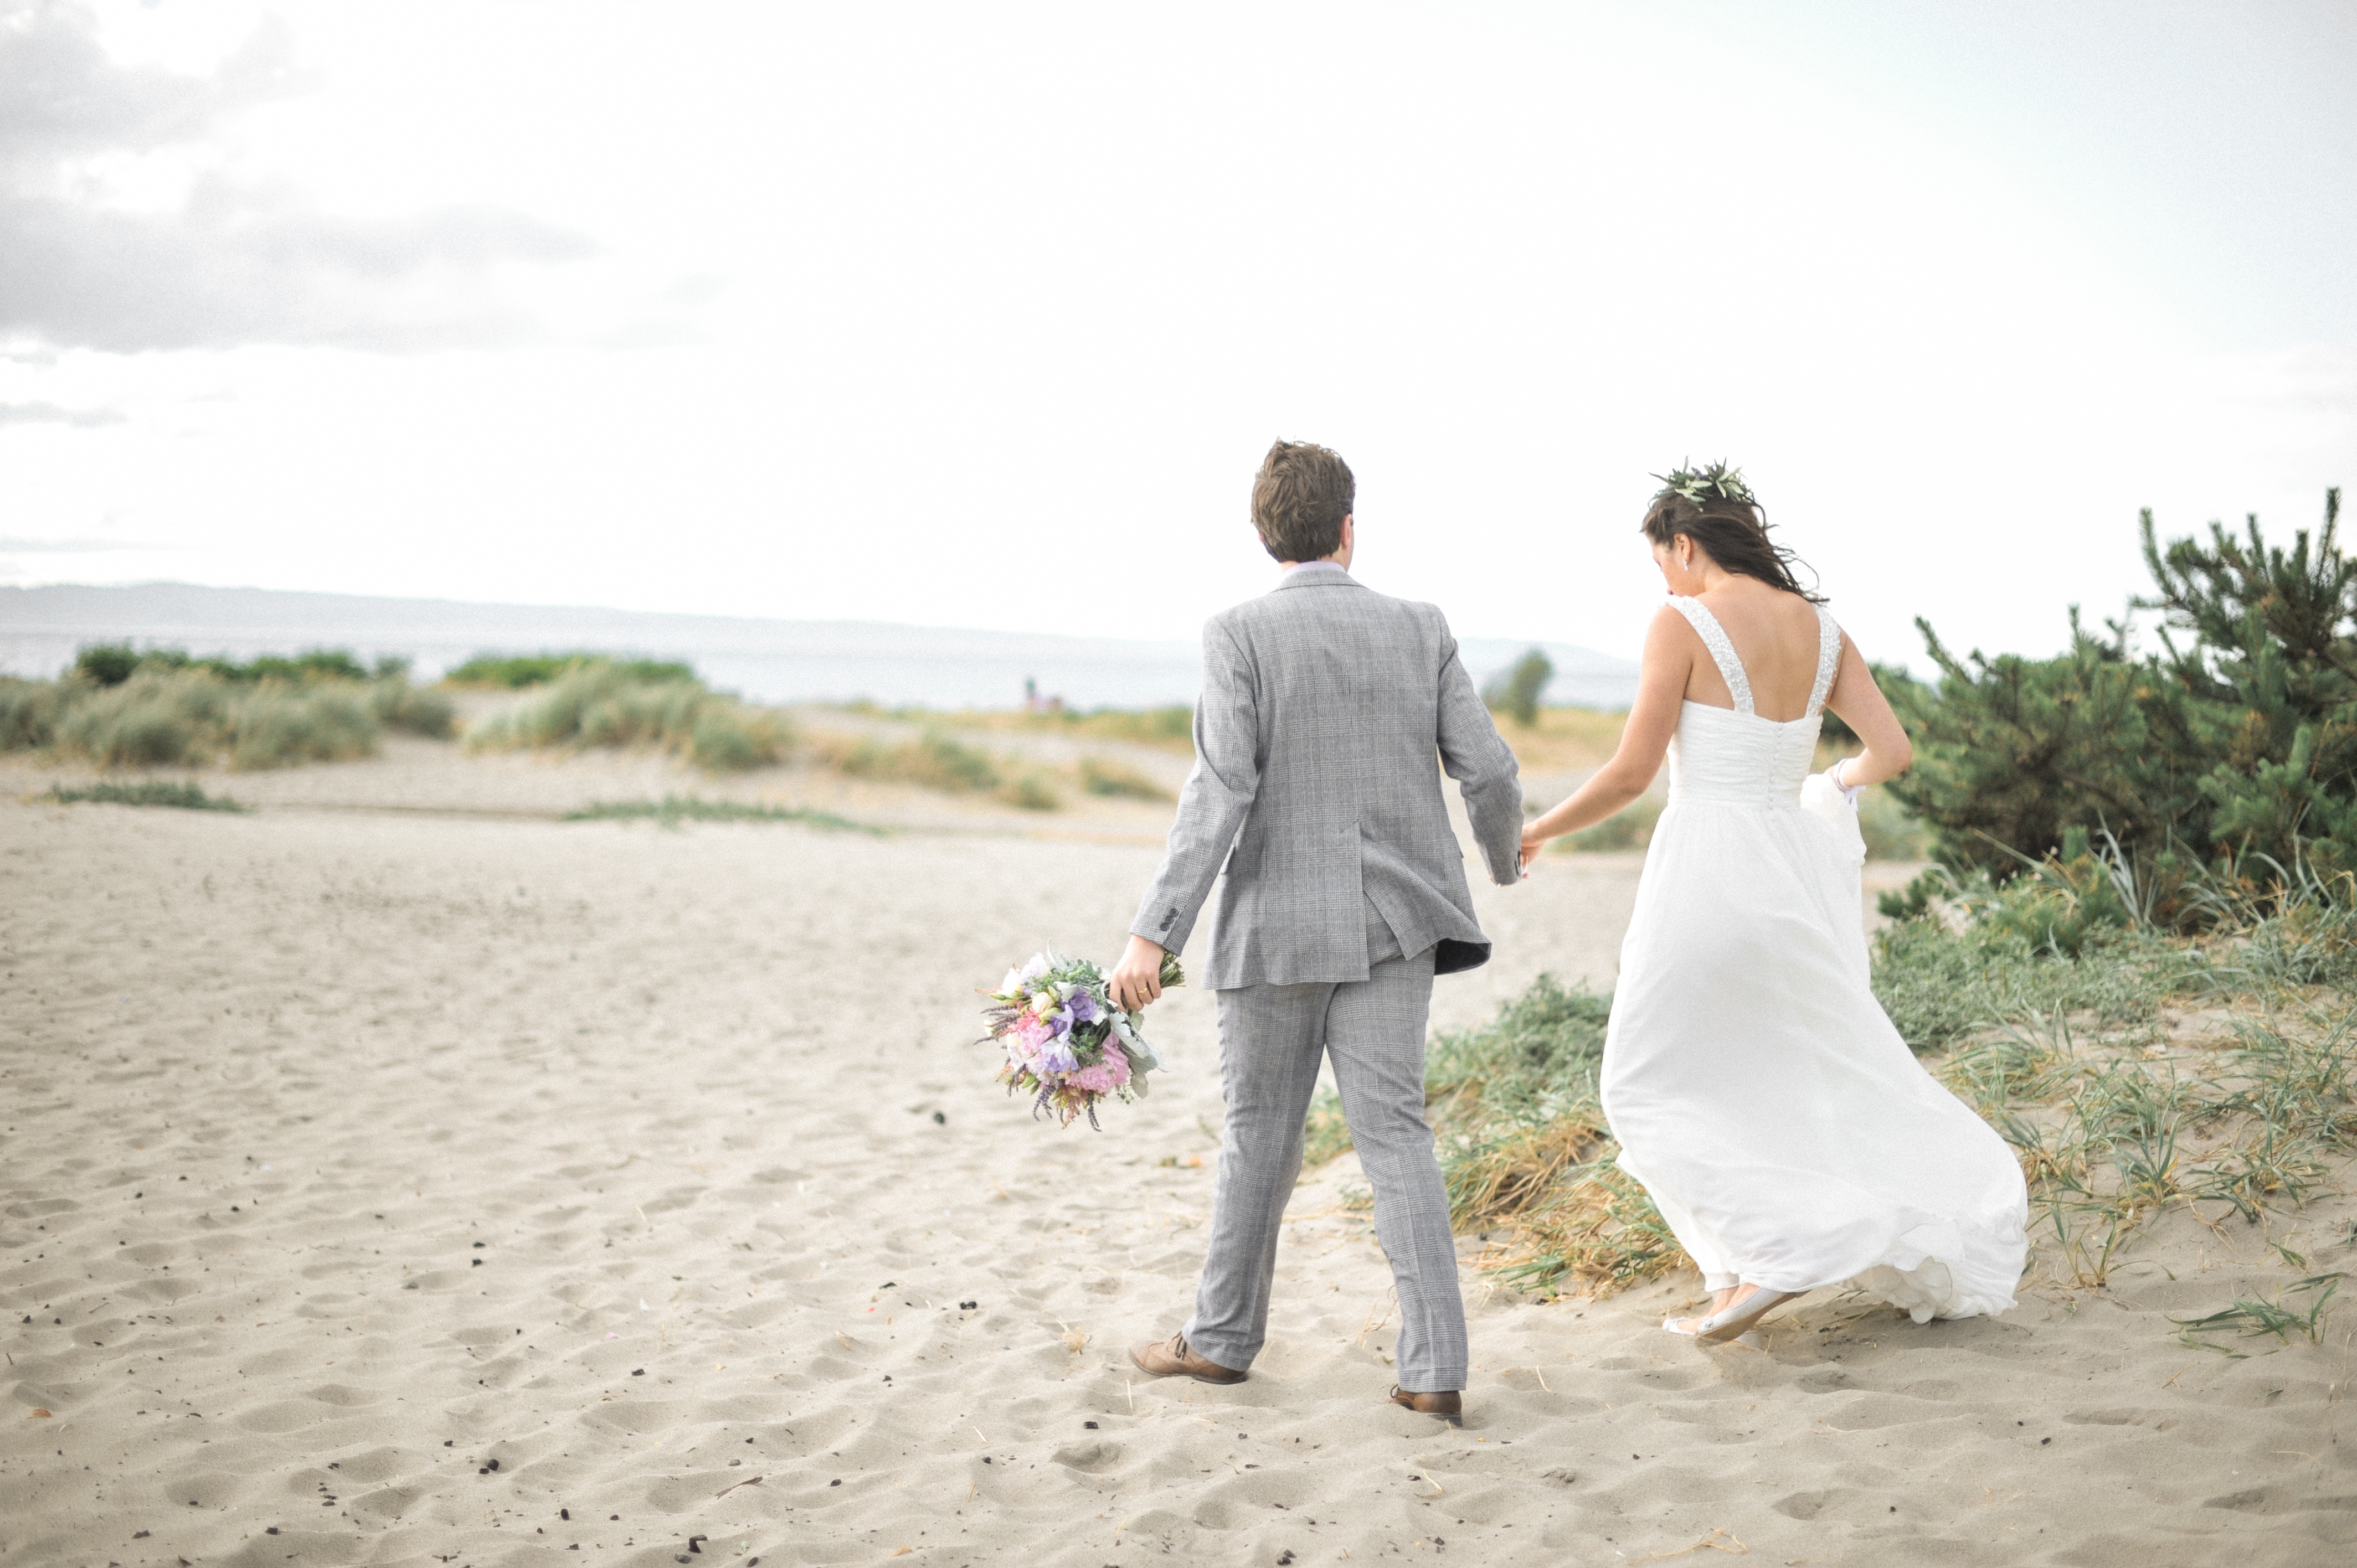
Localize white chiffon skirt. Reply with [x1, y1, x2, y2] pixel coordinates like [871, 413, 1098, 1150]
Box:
[1598, 790, 2027, 1321]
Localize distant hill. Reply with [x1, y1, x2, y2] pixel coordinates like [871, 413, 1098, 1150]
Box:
[0, 583, 1641, 711]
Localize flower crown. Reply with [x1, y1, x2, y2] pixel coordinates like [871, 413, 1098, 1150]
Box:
[1651, 460, 1756, 509]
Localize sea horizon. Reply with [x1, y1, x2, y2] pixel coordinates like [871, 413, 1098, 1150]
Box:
[0, 581, 1645, 712]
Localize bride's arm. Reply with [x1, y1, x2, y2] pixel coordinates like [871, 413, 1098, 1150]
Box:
[1518, 606, 1691, 870]
[1822, 633, 1913, 788]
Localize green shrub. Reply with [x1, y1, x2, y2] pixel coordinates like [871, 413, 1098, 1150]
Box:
[444, 652, 698, 688]
[49, 780, 243, 812]
[1484, 648, 1553, 728]
[1892, 489, 2356, 912]
[73, 642, 145, 686]
[1079, 756, 1174, 801]
[469, 664, 790, 771]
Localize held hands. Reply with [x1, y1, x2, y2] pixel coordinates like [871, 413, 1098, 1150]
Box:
[1109, 933, 1170, 1013]
[1517, 829, 1545, 878]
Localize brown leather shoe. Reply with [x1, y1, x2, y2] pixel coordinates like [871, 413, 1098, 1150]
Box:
[1390, 1385, 1463, 1422]
[1128, 1332, 1246, 1384]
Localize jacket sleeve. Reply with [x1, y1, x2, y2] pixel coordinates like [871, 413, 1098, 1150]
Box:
[1129, 618, 1260, 954]
[1434, 619, 1525, 886]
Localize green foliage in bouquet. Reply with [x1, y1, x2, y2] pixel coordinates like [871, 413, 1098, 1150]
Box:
[1890, 489, 2357, 922]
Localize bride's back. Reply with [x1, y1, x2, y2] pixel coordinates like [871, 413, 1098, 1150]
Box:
[1680, 579, 1827, 723]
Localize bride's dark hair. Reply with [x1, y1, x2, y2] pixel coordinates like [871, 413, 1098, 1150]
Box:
[1639, 462, 1825, 604]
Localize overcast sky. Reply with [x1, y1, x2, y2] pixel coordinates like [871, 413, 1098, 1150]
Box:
[2, 0, 2353, 669]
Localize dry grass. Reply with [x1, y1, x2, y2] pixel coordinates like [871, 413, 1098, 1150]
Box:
[833, 703, 1197, 753]
[1497, 705, 1627, 775]
[1078, 756, 1174, 802]
[807, 728, 1062, 811]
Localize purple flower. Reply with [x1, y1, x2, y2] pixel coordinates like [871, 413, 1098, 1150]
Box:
[1064, 988, 1102, 1027]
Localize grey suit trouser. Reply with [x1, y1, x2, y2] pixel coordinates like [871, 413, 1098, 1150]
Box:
[1183, 910, 1468, 1392]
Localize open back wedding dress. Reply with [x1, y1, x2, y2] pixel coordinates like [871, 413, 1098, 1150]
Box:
[1599, 596, 2027, 1323]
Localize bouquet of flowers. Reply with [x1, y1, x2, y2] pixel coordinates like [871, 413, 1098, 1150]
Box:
[982, 948, 1183, 1128]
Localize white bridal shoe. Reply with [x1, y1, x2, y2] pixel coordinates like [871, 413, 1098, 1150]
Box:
[1695, 1286, 1799, 1344]
[1663, 1285, 1797, 1344]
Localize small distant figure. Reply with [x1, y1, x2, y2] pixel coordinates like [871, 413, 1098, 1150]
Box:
[1022, 676, 1064, 714]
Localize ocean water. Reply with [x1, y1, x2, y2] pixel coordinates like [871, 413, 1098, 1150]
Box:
[0, 583, 1640, 712]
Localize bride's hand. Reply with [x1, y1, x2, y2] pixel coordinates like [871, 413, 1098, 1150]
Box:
[1518, 830, 1545, 876]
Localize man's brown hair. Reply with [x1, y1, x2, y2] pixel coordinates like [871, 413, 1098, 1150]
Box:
[1250, 440, 1355, 563]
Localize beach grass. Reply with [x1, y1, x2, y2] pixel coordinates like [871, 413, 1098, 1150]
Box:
[562, 796, 884, 833]
[5, 650, 459, 769]
[466, 664, 793, 772]
[47, 780, 245, 812]
[43, 668, 380, 770]
[1, 678, 64, 750]
[1499, 705, 1631, 775]
[369, 677, 457, 738]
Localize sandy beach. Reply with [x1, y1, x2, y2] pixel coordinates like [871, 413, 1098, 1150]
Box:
[4, 744, 2354, 1568]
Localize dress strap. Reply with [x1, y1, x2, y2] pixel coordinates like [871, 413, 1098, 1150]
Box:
[1666, 596, 1752, 716]
[1807, 604, 1843, 719]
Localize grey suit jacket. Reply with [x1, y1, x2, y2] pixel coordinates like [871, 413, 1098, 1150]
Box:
[1130, 569, 1524, 989]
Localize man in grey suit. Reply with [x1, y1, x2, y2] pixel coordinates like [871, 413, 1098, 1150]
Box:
[1108, 439, 1524, 1422]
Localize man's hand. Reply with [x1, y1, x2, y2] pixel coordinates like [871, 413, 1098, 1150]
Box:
[1109, 934, 1170, 1013]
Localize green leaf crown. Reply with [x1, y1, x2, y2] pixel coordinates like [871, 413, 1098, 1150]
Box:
[1651, 460, 1756, 509]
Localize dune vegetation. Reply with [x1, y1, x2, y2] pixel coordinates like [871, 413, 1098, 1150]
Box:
[0, 644, 454, 770]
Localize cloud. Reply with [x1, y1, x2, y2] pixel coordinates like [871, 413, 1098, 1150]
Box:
[0, 399, 123, 426]
[0, 2, 596, 353]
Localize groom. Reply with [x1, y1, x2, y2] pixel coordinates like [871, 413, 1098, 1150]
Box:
[1108, 440, 1524, 1421]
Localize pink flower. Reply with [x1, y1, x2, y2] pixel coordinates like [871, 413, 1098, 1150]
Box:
[1069, 1043, 1131, 1095]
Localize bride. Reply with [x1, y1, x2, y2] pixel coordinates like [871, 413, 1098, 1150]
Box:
[1518, 465, 2027, 1344]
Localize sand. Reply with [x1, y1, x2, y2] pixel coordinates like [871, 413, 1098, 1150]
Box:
[3, 744, 2354, 1567]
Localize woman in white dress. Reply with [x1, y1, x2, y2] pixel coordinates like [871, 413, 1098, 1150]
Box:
[1517, 466, 2027, 1344]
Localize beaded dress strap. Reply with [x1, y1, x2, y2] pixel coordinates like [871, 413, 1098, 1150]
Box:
[1807, 605, 1843, 719]
[1666, 596, 1752, 716]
